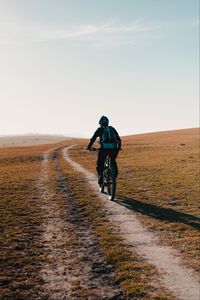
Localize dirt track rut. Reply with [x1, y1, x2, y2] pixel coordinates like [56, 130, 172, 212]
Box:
[38, 149, 124, 299]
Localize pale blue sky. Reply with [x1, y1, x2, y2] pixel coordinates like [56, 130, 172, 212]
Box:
[0, 0, 199, 137]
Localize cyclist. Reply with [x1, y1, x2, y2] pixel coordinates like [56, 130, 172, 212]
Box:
[87, 116, 121, 186]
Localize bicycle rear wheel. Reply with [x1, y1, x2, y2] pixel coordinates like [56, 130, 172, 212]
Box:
[99, 181, 105, 193]
[106, 165, 116, 201]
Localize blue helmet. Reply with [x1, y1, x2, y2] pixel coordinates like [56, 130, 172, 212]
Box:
[99, 116, 109, 127]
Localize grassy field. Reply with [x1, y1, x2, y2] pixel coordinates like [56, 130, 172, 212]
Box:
[0, 128, 199, 299]
[69, 128, 200, 273]
[0, 143, 68, 298]
[0, 145, 47, 298]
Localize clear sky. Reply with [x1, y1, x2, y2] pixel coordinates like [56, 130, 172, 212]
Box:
[0, 0, 199, 137]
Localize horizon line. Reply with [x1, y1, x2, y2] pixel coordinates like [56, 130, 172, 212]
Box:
[0, 127, 198, 139]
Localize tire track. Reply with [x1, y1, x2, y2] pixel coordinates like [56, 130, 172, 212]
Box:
[63, 145, 200, 300]
[38, 148, 124, 299]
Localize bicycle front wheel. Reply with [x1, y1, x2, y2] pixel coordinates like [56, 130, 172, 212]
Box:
[106, 165, 116, 201]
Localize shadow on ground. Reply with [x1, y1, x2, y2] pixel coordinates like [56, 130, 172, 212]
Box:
[115, 197, 200, 231]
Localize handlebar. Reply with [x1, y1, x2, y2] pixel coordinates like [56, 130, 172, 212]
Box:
[90, 147, 100, 151]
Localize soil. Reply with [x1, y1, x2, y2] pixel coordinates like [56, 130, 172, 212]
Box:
[38, 149, 124, 299]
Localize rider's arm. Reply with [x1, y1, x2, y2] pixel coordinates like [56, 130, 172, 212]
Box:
[112, 127, 121, 149]
[87, 127, 102, 150]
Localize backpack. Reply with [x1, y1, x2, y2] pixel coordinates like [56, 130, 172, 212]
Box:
[101, 126, 119, 149]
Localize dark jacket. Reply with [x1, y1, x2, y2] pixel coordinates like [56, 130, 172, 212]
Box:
[87, 126, 121, 150]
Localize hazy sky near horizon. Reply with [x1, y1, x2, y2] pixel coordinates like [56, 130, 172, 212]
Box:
[0, 0, 199, 137]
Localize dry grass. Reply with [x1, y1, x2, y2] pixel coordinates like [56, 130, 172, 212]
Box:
[0, 145, 47, 298]
[0, 129, 198, 299]
[69, 128, 200, 274]
[0, 143, 68, 299]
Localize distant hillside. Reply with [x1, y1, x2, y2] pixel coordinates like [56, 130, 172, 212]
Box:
[122, 128, 199, 144]
[0, 134, 68, 147]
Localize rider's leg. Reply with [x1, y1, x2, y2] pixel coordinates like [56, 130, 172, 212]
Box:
[109, 150, 119, 177]
[96, 149, 108, 184]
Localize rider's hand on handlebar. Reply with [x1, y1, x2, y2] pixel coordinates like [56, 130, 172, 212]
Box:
[87, 146, 96, 151]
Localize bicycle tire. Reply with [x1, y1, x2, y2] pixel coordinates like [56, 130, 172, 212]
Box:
[100, 182, 105, 193]
[100, 167, 107, 193]
[106, 165, 116, 201]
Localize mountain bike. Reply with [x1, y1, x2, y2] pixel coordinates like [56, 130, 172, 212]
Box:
[91, 148, 117, 201]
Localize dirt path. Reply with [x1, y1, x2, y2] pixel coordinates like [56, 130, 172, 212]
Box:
[38, 149, 124, 299]
[63, 146, 200, 300]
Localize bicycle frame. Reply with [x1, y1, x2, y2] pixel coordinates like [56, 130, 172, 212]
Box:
[90, 147, 117, 201]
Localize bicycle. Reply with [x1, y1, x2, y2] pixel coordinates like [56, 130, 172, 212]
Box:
[91, 147, 117, 201]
